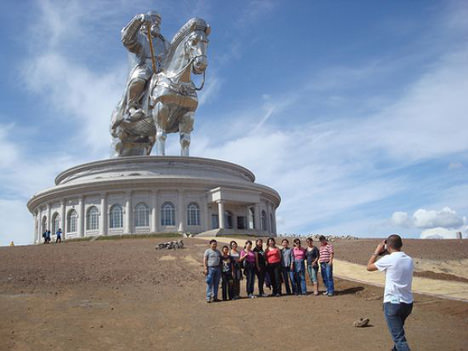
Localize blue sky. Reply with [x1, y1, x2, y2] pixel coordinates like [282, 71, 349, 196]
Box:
[0, 0, 467, 245]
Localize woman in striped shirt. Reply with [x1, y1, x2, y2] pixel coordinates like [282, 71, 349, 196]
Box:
[319, 235, 334, 296]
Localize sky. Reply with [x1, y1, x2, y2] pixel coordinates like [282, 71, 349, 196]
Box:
[0, 0, 467, 246]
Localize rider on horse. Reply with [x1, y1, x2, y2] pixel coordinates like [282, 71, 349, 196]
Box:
[111, 11, 170, 133]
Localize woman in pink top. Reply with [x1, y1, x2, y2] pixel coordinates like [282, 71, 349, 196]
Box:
[264, 237, 282, 296]
[291, 238, 307, 295]
[239, 240, 256, 298]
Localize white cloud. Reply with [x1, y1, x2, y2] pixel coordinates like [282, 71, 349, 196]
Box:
[24, 52, 124, 155]
[420, 227, 466, 239]
[413, 207, 464, 229]
[391, 207, 466, 239]
[391, 211, 412, 227]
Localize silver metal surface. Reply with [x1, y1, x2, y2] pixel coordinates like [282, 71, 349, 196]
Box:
[111, 14, 210, 157]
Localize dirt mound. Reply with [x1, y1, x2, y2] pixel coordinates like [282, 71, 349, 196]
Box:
[1, 238, 467, 351]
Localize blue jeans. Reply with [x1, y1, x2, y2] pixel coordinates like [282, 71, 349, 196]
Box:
[320, 262, 334, 295]
[384, 302, 413, 351]
[205, 267, 221, 301]
[293, 260, 307, 294]
[244, 263, 256, 295]
[307, 264, 318, 283]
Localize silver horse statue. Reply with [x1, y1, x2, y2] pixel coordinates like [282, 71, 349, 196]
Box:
[111, 17, 210, 157]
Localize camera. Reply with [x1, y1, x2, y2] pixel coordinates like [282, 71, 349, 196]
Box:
[379, 240, 388, 256]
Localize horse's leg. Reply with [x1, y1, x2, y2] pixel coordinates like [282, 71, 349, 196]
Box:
[146, 135, 156, 156]
[152, 101, 169, 156]
[179, 111, 194, 157]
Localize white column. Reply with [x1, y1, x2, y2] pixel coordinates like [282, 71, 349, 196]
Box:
[272, 208, 277, 235]
[78, 197, 85, 237]
[217, 200, 225, 229]
[99, 194, 107, 235]
[177, 190, 185, 233]
[206, 202, 212, 230]
[266, 202, 272, 233]
[60, 201, 66, 238]
[33, 212, 38, 244]
[151, 191, 157, 233]
[46, 203, 51, 232]
[254, 203, 261, 231]
[125, 192, 132, 234]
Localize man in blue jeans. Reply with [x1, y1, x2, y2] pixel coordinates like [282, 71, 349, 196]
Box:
[203, 239, 222, 303]
[367, 234, 414, 351]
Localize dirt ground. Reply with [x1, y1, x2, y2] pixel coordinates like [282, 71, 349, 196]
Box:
[0, 238, 467, 351]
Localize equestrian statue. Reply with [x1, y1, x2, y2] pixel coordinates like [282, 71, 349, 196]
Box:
[111, 11, 210, 157]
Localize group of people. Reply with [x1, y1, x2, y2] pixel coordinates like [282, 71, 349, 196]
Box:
[42, 228, 62, 244]
[203, 235, 335, 303]
[204, 234, 415, 351]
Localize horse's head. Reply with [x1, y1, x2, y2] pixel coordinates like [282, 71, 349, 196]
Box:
[186, 30, 209, 74]
[164, 18, 210, 78]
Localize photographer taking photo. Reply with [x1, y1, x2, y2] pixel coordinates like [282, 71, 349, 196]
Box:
[367, 234, 414, 351]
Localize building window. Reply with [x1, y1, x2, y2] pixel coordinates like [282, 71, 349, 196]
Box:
[67, 209, 77, 233]
[187, 202, 200, 226]
[52, 212, 60, 234]
[270, 213, 274, 233]
[225, 211, 233, 229]
[86, 206, 99, 230]
[248, 207, 255, 229]
[261, 210, 267, 231]
[109, 204, 123, 228]
[161, 202, 175, 226]
[237, 216, 247, 230]
[211, 214, 219, 229]
[135, 202, 149, 227]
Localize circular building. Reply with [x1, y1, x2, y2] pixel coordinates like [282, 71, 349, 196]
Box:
[27, 156, 281, 243]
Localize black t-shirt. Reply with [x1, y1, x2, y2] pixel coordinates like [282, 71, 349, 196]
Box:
[306, 246, 320, 266]
[221, 255, 233, 274]
[253, 246, 266, 267]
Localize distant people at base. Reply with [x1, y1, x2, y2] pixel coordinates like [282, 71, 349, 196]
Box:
[306, 237, 320, 296]
[56, 228, 62, 243]
[43, 230, 51, 244]
[203, 239, 222, 303]
[319, 235, 334, 296]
